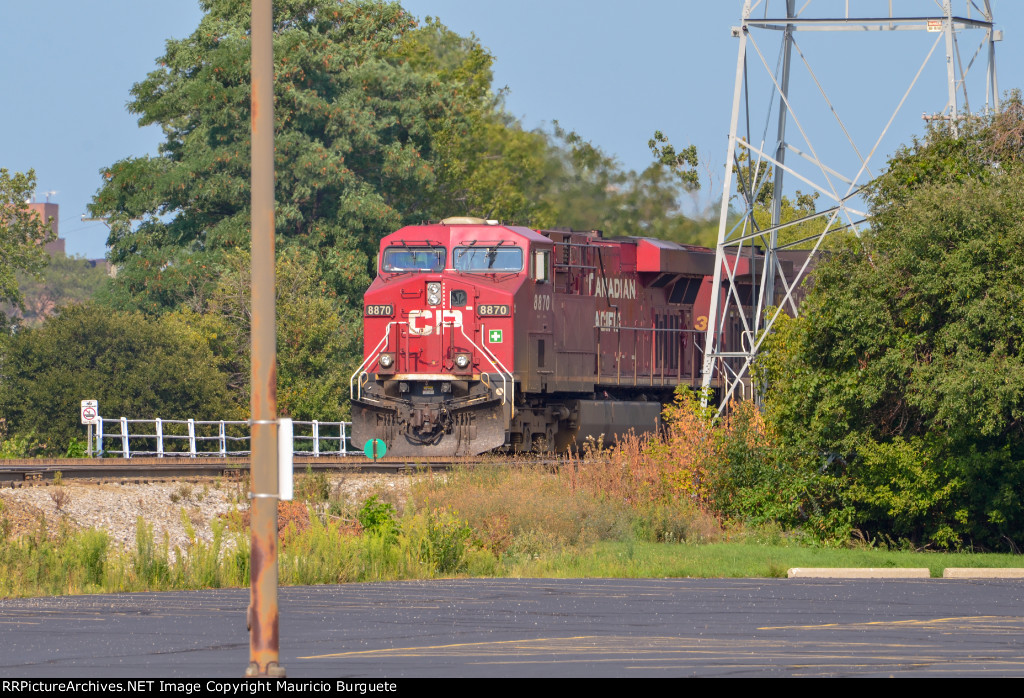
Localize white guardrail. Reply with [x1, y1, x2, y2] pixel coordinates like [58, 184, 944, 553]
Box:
[90, 417, 354, 458]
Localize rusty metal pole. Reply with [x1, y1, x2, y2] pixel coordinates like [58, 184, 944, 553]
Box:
[246, 0, 284, 679]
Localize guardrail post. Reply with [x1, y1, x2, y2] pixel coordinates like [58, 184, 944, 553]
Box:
[188, 418, 196, 457]
[120, 417, 130, 459]
[340, 422, 348, 456]
[312, 420, 319, 457]
[96, 418, 104, 457]
[220, 421, 227, 457]
[156, 418, 164, 457]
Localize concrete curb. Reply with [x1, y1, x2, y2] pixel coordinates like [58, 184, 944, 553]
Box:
[787, 567, 931, 579]
[942, 568, 1024, 579]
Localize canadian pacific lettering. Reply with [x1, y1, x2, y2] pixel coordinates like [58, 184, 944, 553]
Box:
[587, 274, 637, 300]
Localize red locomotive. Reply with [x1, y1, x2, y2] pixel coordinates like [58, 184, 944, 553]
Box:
[350, 217, 746, 457]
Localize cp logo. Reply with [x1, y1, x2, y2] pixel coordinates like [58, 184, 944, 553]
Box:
[408, 309, 464, 336]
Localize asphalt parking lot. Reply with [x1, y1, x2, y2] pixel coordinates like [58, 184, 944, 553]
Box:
[2, 577, 1023, 677]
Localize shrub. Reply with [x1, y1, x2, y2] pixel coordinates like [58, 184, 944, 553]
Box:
[357, 495, 397, 539]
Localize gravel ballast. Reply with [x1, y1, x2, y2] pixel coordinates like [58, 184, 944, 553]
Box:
[0, 474, 409, 549]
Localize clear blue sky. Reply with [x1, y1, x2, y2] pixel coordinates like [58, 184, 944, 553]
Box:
[1, 1, 1021, 259]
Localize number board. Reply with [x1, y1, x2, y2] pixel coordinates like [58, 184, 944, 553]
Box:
[478, 304, 510, 317]
[365, 304, 394, 317]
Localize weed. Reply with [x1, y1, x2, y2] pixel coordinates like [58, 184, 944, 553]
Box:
[632, 500, 720, 544]
[187, 507, 205, 530]
[326, 500, 347, 519]
[65, 439, 88, 459]
[49, 487, 71, 515]
[278, 501, 312, 538]
[170, 483, 194, 505]
[131, 518, 173, 589]
[357, 496, 397, 538]
[295, 467, 330, 503]
[411, 507, 472, 575]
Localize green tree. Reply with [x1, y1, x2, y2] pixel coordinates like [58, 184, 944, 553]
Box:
[0, 304, 235, 455]
[760, 96, 1024, 549]
[398, 17, 558, 224]
[172, 248, 361, 420]
[90, 0, 457, 314]
[0, 168, 55, 318]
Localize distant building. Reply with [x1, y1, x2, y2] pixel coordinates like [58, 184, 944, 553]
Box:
[27, 200, 109, 270]
[27, 201, 64, 256]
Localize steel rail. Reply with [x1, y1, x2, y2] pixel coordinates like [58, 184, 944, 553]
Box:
[0, 457, 564, 484]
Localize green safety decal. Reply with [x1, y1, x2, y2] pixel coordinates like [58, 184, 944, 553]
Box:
[488, 329, 503, 343]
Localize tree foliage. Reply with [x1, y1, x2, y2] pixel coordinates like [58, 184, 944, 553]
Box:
[4, 256, 108, 327]
[0, 169, 55, 315]
[171, 247, 361, 420]
[91, 0, 454, 313]
[0, 304, 235, 455]
[760, 95, 1024, 549]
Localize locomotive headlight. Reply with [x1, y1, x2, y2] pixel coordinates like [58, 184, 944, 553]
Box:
[454, 352, 471, 369]
[378, 353, 395, 369]
[426, 282, 442, 306]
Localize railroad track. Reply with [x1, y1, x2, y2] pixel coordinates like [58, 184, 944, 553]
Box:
[0, 456, 513, 485]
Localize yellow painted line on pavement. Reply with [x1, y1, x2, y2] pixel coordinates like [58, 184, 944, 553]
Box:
[759, 615, 1018, 631]
[300, 635, 602, 659]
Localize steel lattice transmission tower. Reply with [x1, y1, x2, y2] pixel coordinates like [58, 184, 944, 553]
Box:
[700, 0, 1000, 409]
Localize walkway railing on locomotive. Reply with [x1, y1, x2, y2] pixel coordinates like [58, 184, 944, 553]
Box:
[598, 325, 709, 385]
[91, 417, 354, 458]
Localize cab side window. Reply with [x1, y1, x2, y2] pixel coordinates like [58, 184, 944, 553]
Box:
[533, 249, 551, 283]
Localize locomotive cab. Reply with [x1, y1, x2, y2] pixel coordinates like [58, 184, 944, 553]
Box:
[351, 219, 550, 457]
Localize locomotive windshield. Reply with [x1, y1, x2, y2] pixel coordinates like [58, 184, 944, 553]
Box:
[453, 246, 523, 273]
[382, 246, 446, 272]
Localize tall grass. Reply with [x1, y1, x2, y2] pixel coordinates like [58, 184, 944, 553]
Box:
[2, 387, 1017, 598]
[0, 518, 111, 596]
[0, 392, 733, 597]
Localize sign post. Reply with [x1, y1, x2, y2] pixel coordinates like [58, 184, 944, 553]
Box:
[80, 400, 99, 458]
[364, 438, 387, 462]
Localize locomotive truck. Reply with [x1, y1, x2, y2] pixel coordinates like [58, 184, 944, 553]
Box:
[350, 217, 760, 457]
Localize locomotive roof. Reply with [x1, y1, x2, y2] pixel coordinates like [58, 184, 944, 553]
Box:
[384, 222, 551, 246]
[627, 237, 718, 277]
